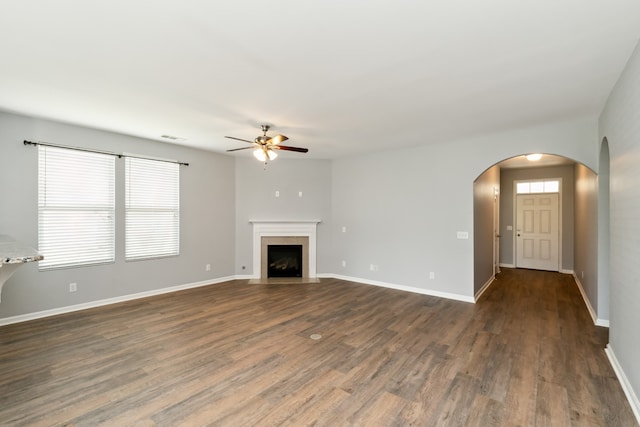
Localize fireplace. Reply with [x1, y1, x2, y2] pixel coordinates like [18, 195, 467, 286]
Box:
[267, 244, 303, 278]
[260, 236, 309, 279]
[250, 220, 320, 281]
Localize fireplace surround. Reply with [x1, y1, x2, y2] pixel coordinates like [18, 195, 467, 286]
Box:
[250, 220, 320, 281]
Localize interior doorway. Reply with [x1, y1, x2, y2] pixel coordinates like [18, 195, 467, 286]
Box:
[474, 154, 575, 297]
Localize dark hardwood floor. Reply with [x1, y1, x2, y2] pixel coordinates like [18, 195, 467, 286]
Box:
[0, 269, 636, 426]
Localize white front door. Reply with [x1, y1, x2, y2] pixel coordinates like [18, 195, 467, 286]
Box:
[516, 193, 559, 271]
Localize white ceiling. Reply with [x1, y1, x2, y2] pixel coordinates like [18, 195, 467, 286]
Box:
[1, 1, 639, 159]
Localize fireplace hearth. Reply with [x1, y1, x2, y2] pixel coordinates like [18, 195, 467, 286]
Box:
[267, 245, 303, 278]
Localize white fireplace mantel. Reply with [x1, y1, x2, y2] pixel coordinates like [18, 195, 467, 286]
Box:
[250, 220, 320, 279]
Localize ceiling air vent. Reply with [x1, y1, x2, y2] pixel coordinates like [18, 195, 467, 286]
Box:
[160, 134, 186, 141]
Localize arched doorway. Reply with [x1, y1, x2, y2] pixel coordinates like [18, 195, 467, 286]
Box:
[474, 153, 600, 313]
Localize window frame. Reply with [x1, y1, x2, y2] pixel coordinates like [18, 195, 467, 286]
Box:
[125, 156, 180, 261]
[515, 179, 560, 194]
[37, 145, 115, 270]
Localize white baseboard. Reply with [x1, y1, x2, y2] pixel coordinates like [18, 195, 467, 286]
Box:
[0, 273, 484, 326]
[499, 263, 515, 268]
[560, 269, 574, 275]
[0, 275, 237, 326]
[322, 273, 475, 303]
[572, 274, 610, 327]
[605, 344, 640, 424]
[474, 276, 495, 301]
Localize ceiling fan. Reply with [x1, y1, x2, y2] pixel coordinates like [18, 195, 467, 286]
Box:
[225, 125, 309, 162]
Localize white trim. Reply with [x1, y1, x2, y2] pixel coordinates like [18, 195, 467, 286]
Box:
[323, 273, 475, 303]
[0, 273, 475, 326]
[499, 263, 515, 268]
[560, 269, 574, 275]
[0, 275, 235, 326]
[251, 221, 320, 279]
[475, 276, 495, 301]
[605, 344, 640, 424]
[572, 273, 610, 328]
[249, 219, 322, 224]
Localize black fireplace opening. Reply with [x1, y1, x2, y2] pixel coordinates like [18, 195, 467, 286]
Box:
[267, 244, 303, 278]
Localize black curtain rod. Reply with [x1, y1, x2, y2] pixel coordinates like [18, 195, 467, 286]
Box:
[23, 140, 189, 166]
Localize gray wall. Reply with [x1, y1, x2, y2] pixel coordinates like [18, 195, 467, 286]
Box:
[574, 163, 599, 320]
[597, 138, 610, 321]
[599, 40, 640, 406]
[331, 146, 475, 298]
[234, 157, 333, 276]
[499, 165, 575, 272]
[474, 164, 500, 295]
[0, 112, 236, 319]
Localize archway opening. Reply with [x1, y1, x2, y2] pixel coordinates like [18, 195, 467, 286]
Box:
[474, 153, 598, 306]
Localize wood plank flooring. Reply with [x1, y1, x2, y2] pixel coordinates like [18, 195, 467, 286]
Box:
[0, 268, 636, 426]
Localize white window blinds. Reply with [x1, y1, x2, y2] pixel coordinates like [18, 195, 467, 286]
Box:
[38, 146, 115, 270]
[125, 157, 180, 261]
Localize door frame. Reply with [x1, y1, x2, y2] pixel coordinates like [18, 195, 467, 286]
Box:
[493, 186, 500, 276]
[512, 178, 563, 271]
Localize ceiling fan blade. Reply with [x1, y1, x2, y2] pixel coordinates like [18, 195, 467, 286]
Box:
[266, 134, 289, 145]
[224, 136, 255, 144]
[273, 145, 309, 153]
[226, 146, 255, 152]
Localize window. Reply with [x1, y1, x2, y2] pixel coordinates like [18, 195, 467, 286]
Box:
[125, 157, 180, 260]
[516, 180, 560, 194]
[38, 146, 115, 269]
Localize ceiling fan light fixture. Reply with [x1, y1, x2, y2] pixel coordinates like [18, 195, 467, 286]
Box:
[226, 124, 306, 161]
[253, 148, 277, 162]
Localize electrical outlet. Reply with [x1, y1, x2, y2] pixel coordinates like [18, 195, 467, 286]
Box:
[206, 264, 211, 271]
[69, 282, 77, 292]
[341, 260, 346, 267]
[275, 190, 280, 197]
[342, 226, 347, 233]
[298, 191, 303, 197]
